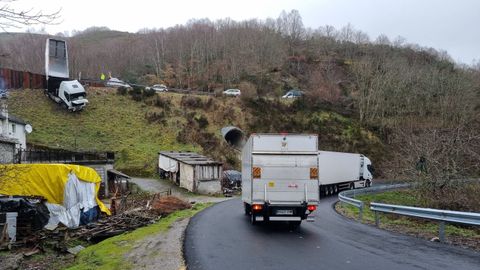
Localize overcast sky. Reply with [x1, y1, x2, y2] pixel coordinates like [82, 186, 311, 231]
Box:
[9, 0, 480, 64]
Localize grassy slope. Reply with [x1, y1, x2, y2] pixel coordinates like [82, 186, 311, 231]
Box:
[8, 88, 381, 175]
[67, 203, 212, 270]
[7, 88, 248, 175]
[8, 88, 198, 175]
[336, 190, 480, 244]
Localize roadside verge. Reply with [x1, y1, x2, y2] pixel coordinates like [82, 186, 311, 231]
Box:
[67, 203, 213, 270]
[336, 189, 480, 251]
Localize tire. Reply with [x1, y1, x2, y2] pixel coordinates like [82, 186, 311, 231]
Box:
[250, 213, 257, 225]
[244, 203, 251, 215]
[333, 185, 338, 194]
[366, 180, 371, 187]
[329, 185, 334, 195]
[62, 103, 68, 110]
[350, 182, 355, 190]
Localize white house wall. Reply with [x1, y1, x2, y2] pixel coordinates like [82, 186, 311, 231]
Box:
[0, 120, 26, 149]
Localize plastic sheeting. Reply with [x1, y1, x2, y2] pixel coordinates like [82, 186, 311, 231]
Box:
[0, 164, 110, 228]
[45, 172, 99, 228]
[159, 155, 178, 172]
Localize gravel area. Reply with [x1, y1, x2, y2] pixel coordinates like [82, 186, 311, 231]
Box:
[130, 177, 228, 204]
[125, 177, 231, 269]
[125, 217, 191, 270]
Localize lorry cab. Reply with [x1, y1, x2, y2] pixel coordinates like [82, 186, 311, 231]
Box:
[59, 80, 88, 111]
[361, 156, 374, 187]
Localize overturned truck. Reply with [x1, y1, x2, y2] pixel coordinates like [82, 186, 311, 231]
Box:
[44, 38, 88, 111]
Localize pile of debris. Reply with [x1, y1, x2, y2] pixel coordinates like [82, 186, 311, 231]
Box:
[1, 192, 191, 250]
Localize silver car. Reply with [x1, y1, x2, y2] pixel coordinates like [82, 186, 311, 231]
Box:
[106, 78, 131, 88]
[223, 88, 241, 97]
[151, 84, 168, 92]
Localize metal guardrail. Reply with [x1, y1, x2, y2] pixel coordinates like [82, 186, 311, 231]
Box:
[370, 202, 480, 242]
[338, 191, 364, 220]
[338, 183, 410, 221]
[339, 183, 480, 242]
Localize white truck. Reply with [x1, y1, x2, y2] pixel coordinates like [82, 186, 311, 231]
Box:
[44, 38, 88, 112]
[242, 134, 320, 227]
[317, 151, 373, 196]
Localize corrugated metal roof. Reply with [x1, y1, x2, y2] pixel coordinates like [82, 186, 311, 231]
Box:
[107, 169, 130, 179]
[0, 114, 26, 125]
[0, 135, 18, 144]
[159, 151, 222, 166]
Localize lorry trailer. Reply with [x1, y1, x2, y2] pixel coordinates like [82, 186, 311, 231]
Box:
[242, 134, 320, 227]
[318, 151, 373, 196]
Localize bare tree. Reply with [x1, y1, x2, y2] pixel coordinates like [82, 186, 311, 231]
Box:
[389, 126, 480, 211]
[0, 0, 60, 31]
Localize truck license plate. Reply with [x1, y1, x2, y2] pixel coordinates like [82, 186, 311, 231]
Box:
[276, 209, 293, 215]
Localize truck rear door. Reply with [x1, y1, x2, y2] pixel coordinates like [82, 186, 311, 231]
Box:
[251, 154, 319, 205]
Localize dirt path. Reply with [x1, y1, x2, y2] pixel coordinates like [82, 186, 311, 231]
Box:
[126, 218, 190, 270]
[125, 177, 231, 270]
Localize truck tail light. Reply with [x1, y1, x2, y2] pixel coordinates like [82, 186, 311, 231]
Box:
[252, 167, 261, 178]
[307, 205, 317, 212]
[310, 167, 318, 179]
[252, 204, 263, 212]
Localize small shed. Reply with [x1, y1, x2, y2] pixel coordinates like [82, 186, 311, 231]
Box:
[158, 151, 222, 195]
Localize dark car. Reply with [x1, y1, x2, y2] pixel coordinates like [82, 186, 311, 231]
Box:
[222, 170, 242, 189]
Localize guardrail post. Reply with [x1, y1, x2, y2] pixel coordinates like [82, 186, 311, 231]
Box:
[439, 221, 445, 242]
[375, 210, 380, 227]
[358, 203, 363, 222]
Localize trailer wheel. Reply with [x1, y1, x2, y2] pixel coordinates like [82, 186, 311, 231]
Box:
[366, 180, 371, 187]
[333, 185, 338, 194]
[250, 213, 257, 225]
[329, 185, 334, 195]
[349, 182, 354, 190]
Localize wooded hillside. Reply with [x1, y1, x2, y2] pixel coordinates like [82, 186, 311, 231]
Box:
[2, 11, 480, 201]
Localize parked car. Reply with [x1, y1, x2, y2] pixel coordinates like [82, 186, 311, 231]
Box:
[106, 78, 131, 88]
[223, 88, 241, 97]
[282, 89, 303, 98]
[223, 170, 242, 189]
[151, 84, 168, 92]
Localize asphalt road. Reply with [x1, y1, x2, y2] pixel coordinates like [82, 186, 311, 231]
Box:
[184, 197, 480, 270]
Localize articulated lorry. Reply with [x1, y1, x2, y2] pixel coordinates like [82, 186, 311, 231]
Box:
[242, 134, 320, 227]
[318, 151, 373, 196]
[44, 38, 88, 112]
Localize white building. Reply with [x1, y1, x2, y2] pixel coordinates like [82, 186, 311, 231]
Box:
[0, 112, 28, 150]
[158, 151, 223, 195]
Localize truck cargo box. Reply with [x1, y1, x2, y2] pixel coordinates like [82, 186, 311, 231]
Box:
[242, 134, 320, 225]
